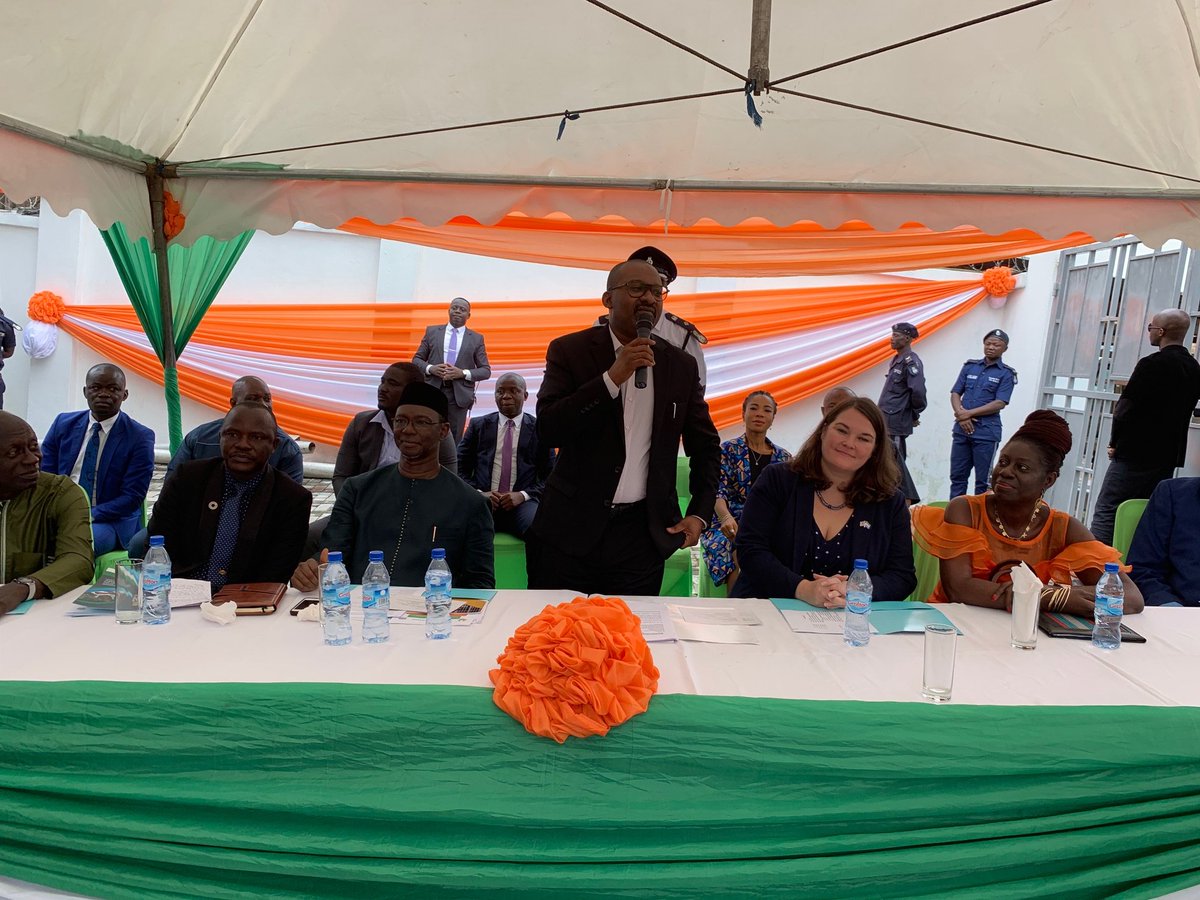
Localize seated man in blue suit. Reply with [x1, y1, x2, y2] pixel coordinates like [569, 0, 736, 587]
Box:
[457, 372, 553, 538]
[40, 363, 155, 554]
[1127, 477, 1200, 607]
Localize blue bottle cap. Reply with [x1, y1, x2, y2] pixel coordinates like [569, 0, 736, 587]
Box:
[1104, 562, 1120, 573]
[431, 548, 446, 560]
[149, 535, 165, 547]
[369, 550, 384, 562]
[327, 551, 343, 563]
[853, 558, 868, 569]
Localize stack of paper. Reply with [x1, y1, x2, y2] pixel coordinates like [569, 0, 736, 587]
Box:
[389, 588, 496, 626]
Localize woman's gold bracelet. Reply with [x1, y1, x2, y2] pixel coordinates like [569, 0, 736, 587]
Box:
[1039, 583, 1071, 612]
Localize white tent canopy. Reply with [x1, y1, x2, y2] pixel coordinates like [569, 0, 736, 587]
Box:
[3, 0, 1200, 246]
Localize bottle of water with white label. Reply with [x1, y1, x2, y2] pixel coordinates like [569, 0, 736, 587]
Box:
[424, 548, 453, 640]
[141, 535, 172, 625]
[843, 559, 872, 647]
[321, 551, 352, 646]
[361, 550, 391, 644]
[1092, 562, 1123, 650]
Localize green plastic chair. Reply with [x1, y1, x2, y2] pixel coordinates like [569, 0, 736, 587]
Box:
[493, 532, 528, 590]
[1111, 498, 1149, 562]
[697, 571, 729, 598]
[907, 500, 947, 602]
[675, 455, 691, 517]
[92, 550, 128, 584]
[660, 547, 693, 597]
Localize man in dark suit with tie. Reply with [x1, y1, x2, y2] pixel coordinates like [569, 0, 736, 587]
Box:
[528, 256, 721, 596]
[457, 372, 553, 539]
[39, 364, 155, 555]
[148, 402, 312, 591]
[412, 297, 491, 441]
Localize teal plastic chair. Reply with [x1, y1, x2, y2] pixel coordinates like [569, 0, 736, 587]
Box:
[907, 500, 947, 602]
[1112, 498, 1149, 562]
[493, 533, 528, 590]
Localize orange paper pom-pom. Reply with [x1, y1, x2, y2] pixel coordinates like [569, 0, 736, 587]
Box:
[982, 266, 1017, 297]
[162, 190, 186, 240]
[27, 290, 66, 324]
[489, 596, 659, 743]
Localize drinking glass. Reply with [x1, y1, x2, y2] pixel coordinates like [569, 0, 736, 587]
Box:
[114, 559, 143, 625]
[922, 623, 957, 702]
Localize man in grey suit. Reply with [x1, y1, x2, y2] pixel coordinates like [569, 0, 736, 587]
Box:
[412, 297, 491, 440]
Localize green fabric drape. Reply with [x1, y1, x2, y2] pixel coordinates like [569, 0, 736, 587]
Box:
[1, 682, 1198, 898]
[100, 222, 254, 452]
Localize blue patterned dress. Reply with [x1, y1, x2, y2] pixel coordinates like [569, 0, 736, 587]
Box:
[701, 435, 792, 585]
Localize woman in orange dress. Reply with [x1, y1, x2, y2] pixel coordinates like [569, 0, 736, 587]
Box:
[914, 409, 1143, 615]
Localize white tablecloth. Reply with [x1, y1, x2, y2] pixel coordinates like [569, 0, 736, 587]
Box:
[2, 587, 1197, 708]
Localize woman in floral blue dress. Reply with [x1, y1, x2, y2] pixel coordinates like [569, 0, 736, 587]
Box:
[701, 390, 792, 589]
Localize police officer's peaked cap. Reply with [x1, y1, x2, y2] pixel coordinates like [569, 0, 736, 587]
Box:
[627, 246, 678, 285]
[985, 328, 1010, 344]
[892, 322, 919, 339]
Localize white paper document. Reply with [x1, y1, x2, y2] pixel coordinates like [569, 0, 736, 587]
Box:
[169, 579, 214, 609]
[671, 605, 761, 626]
[780, 608, 845, 634]
[626, 600, 678, 642]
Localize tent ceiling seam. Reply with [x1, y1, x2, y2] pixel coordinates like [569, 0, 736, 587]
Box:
[160, 0, 266, 159]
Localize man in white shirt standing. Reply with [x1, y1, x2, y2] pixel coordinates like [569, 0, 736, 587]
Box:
[38, 363, 155, 554]
[413, 297, 492, 441]
[457, 372, 554, 539]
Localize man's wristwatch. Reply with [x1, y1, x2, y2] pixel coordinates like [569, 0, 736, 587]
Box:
[14, 577, 38, 601]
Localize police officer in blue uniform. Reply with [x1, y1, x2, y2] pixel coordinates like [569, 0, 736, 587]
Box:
[949, 329, 1017, 498]
[879, 322, 926, 460]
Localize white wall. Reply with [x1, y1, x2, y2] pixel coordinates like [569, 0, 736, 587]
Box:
[0, 211, 39, 419]
[8, 208, 1060, 496]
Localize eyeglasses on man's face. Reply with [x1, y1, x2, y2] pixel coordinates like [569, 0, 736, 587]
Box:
[1147, 323, 1164, 332]
[612, 280, 667, 300]
[394, 415, 440, 431]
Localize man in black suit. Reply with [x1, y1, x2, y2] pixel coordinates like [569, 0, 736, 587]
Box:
[147, 402, 312, 591]
[412, 297, 491, 440]
[457, 372, 553, 539]
[528, 257, 721, 596]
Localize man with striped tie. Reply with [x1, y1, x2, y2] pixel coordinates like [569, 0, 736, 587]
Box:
[456, 373, 554, 539]
[39, 364, 155, 554]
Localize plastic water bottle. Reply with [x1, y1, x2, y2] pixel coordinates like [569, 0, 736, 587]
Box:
[1092, 561, 1124, 650]
[424, 548, 453, 640]
[321, 551, 352, 646]
[141, 535, 172, 625]
[843, 559, 872, 647]
[361, 550, 391, 644]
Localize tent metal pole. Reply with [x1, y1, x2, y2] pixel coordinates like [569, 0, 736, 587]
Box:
[146, 169, 177, 372]
[0, 115, 149, 172]
[167, 167, 1200, 200]
[748, 0, 772, 95]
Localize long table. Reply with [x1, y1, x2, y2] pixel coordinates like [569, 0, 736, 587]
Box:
[1, 590, 1198, 898]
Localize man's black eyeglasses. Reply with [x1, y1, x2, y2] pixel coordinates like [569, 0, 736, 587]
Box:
[611, 280, 667, 300]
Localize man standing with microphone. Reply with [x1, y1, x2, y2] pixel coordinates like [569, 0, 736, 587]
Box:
[527, 256, 720, 596]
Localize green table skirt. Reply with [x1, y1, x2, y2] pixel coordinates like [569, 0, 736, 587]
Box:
[1, 682, 1198, 898]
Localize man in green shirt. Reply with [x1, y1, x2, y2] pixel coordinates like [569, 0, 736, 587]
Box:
[291, 383, 494, 589]
[0, 411, 94, 614]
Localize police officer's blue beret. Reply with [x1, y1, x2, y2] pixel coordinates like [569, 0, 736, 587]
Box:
[628, 246, 678, 285]
[892, 322, 919, 338]
[985, 328, 1010, 344]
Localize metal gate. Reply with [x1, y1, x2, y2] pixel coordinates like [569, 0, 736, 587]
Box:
[1040, 237, 1200, 521]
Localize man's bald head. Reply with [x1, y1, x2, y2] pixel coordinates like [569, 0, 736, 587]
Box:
[230, 376, 272, 409]
[0, 411, 41, 500]
[821, 386, 856, 417]
[0, 410, 32, 442]
[1154, 309, 1192, 344]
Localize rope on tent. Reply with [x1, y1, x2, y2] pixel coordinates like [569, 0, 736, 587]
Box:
[744, 83, 763, 128]
[556, 111, 580, 141]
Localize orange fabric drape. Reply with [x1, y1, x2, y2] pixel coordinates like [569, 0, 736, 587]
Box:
[339, 214, 1092, 276]
[61, 278, 984, 367]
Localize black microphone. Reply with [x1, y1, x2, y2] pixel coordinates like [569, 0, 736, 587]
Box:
[634, 312, 653, 389]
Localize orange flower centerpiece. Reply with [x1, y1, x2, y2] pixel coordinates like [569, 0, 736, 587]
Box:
[162, 190, 186, 241]
[490, 596, 659, 743]
[23, 290, 67, 358]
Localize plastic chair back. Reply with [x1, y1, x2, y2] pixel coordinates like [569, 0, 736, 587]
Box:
[1112, 498, 1149, 562]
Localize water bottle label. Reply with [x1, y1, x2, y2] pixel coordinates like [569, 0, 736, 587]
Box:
[1096, 594, 1123, 617]
[846, 594, 870, 615]
[363, 585, 388, 609]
